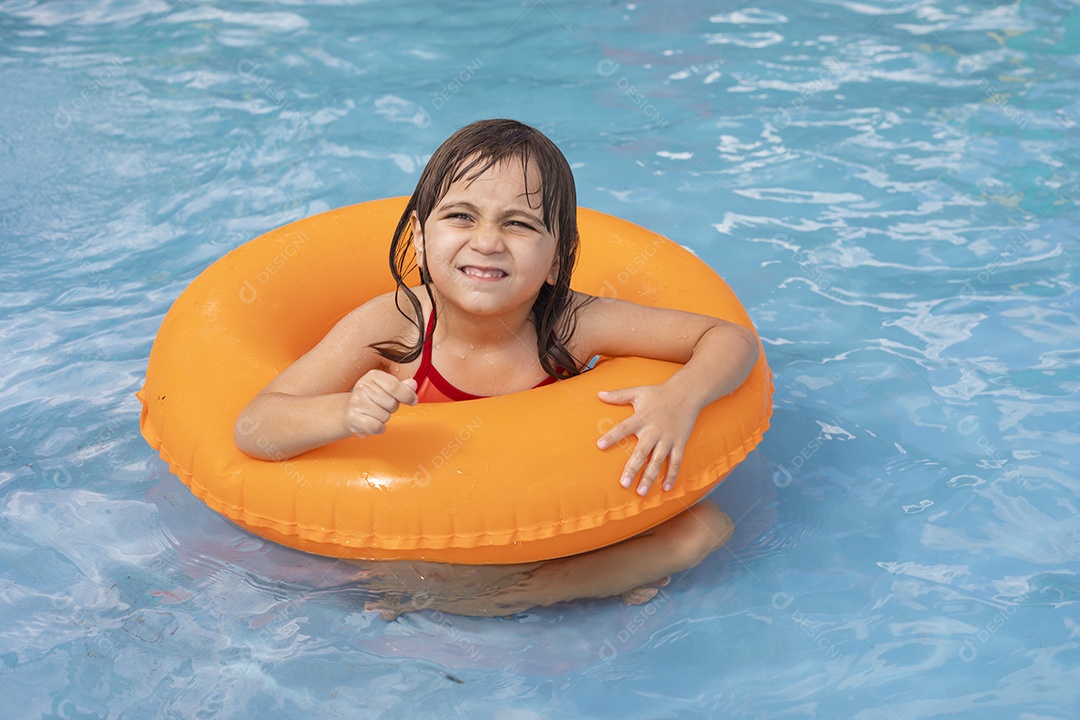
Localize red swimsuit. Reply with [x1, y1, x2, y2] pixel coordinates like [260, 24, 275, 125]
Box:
[413, 311, 557, 403]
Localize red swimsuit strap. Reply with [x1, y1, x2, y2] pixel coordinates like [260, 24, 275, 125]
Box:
[413, 310, 556, 404]
[415, 311, 484, 402]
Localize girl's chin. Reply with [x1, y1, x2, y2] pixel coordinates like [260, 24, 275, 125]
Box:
[437, 293, 534, 317]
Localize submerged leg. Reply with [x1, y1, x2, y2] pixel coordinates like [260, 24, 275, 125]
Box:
[355, 560, 544, 619]
[488, 501, 733, 615]
[373, 500, 733, 619]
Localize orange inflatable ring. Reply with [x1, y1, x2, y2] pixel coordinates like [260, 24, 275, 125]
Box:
[138, 197, 772, 564]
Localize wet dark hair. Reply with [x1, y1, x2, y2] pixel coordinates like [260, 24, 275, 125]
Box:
[371, 119, 585, 379]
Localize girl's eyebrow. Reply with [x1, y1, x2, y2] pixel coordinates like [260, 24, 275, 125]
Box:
[438, 200, 545, 227]
[437, 200, 481, 215]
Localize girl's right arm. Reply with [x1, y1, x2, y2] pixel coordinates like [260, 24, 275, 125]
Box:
[234, 293, 419, 461]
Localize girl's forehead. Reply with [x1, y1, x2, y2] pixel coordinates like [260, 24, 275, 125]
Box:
[441, 157, 544, 208]
[452, 154, 540, 187]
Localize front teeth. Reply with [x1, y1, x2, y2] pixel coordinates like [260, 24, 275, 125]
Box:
[462, 267, 506, 278]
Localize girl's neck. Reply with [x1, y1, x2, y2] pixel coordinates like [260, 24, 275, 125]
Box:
[429, 296, 536, 352]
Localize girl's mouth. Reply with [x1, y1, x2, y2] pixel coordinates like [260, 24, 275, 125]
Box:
[460, 266, 508, 280]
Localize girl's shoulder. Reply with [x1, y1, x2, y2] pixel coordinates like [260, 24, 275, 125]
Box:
[564, 290, 677, 359]
[564, 290, 604, 358]
[255, 290, 423, 397]
[332, 289, 426, 354]
[566, 290, 736, 365]
[566, 289, 615, 323]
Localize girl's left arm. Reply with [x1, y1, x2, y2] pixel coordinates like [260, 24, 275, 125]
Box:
[572, 294, 760, 495]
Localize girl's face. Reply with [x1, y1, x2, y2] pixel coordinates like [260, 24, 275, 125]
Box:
[413, 158, 559, 319]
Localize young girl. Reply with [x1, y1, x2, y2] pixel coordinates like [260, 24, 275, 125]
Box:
[235, 119, 759, 618]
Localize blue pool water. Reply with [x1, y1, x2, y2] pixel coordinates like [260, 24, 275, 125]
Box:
[2, 0, 1078, 717]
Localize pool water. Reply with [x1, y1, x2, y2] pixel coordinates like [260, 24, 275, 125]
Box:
[2, 0, 1078, 717]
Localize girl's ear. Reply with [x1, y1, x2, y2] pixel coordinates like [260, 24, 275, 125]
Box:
[546, 254, 560, 285]
[410, 211, 424, 262]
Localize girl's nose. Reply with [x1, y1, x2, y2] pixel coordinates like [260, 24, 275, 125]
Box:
[470, 222, 505, 254]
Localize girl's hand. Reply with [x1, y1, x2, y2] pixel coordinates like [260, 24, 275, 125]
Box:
[596, 384, 701, 495]
[344, 370, 419, 438]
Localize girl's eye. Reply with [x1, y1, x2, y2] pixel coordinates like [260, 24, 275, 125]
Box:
[509, 221, 536, 231]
